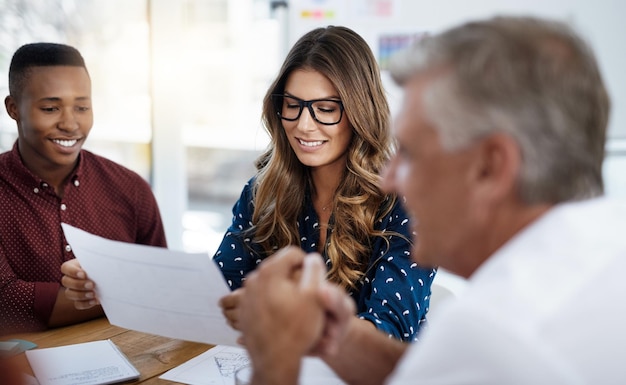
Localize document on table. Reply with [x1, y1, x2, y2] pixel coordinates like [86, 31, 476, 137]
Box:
[159, 345, 346, 385]
[25, 340, 139, 385]
[62, 224, 240, 346]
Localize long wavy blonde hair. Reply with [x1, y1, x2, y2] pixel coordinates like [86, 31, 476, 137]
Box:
[249, 25, 402, 290]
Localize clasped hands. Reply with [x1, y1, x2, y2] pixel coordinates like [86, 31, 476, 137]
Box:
[220, 246, 356, 359]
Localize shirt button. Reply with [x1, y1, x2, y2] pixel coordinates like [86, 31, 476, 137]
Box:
[74, 180, 80, 187]
[65, 244, 72, 252]
[42, 183, 48, 188]
[61, 204, 67, 211]
[33, 188, 40, 193]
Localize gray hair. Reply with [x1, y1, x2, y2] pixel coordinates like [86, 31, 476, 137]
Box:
[389, 16, 610, 204]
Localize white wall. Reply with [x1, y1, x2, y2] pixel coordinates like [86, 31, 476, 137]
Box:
[289, 0, 625, 137]
[287, 0, 626, 199]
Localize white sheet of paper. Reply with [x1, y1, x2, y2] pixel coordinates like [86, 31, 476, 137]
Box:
[62, 224, 240, 346]
[25, 340, 139, 385]
[159, 345, 346, 385]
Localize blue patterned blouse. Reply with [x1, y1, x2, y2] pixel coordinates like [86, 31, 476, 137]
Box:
[213, 178, 437, 341]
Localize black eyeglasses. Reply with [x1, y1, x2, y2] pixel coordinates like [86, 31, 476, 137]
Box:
[271, 94, 344, 125]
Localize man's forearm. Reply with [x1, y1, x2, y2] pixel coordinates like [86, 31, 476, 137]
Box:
[322, 318, 408, 385]
[48, 287, 104, 328]
[251, 355, 301, 385]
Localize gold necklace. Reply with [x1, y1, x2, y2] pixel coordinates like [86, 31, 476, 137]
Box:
[320, 199, 333, 211]
[315, 192, 333, 212]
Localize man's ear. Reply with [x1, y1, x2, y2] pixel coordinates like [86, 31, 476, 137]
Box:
[471, 133, 521, 202]
[4, 95, 19, 121]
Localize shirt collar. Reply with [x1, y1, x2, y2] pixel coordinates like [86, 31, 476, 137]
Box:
[8, 140, 82, 189]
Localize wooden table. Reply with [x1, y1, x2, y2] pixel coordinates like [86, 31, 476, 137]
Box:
[5, 317, 213, 384]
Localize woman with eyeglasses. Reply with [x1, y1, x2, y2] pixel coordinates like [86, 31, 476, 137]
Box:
[216, 25, 436, 342]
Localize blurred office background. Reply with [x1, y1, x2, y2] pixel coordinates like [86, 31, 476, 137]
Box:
[1, 0, 625, 255]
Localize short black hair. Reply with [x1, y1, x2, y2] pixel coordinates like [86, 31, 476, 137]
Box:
[8, 42, 87, 99]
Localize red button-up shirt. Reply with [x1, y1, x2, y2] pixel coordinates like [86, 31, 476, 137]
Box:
[0, 142, 167, 333]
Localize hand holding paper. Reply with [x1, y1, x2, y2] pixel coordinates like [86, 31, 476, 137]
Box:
[61, 224, 240, 346]
[62, 258, 101, 309]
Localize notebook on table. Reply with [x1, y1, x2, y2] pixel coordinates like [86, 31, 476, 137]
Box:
[25, 339, 139, 385]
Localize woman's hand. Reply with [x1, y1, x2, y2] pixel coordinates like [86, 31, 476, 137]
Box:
[219, 287, 245, 331]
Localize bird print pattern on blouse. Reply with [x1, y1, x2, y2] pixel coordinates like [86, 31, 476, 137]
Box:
[213, 178, 437, 341]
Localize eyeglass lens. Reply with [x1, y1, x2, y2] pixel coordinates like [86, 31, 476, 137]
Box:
[277, 95, 343, 125]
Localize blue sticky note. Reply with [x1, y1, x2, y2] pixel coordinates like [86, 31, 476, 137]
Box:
[0, 339, 37, 356]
